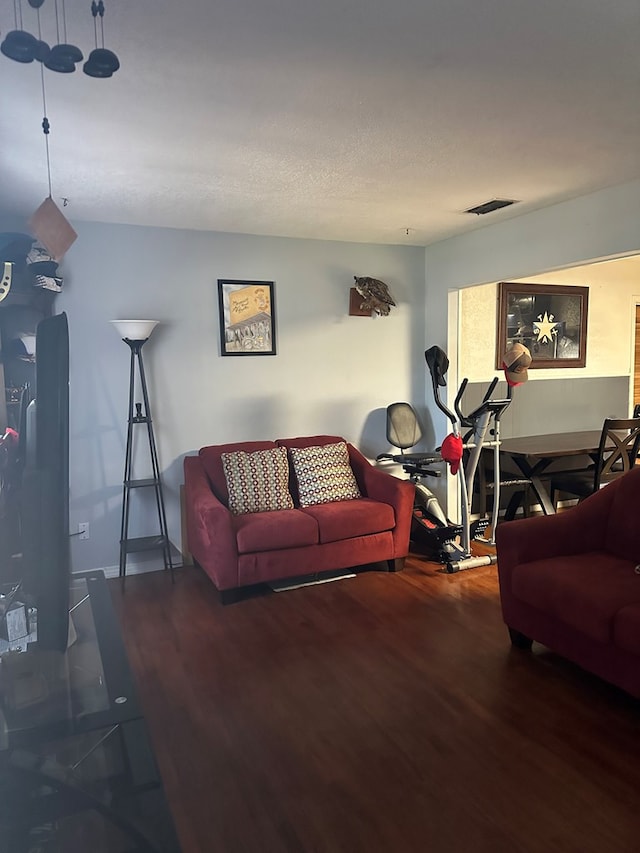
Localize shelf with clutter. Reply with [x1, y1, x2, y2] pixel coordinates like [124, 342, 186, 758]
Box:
[0, 232, 63, 432]
[0, 232, 64, 577]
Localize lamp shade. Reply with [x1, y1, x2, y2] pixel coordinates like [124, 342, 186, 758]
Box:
[110, 320, 159, 341]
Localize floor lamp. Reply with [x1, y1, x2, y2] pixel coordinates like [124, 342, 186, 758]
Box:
[110, 320, 173, 580]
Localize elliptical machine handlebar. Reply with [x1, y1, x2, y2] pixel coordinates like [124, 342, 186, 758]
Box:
[482, 376, 500, 404]
[454, 378, 469, 425]
[456, 376, 510, 428]
[425, 345, 514, 438]
[424, 346, 457, 428]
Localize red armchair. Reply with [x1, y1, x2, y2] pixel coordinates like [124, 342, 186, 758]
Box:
[496, 466, 640, 699]
[184, 435, 414, 602]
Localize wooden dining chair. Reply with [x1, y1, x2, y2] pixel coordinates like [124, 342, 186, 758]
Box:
[550, 417, 640, 506]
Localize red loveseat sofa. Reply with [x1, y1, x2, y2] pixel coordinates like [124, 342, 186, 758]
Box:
[183, 435, 414, 602]
[496, 466, 640, 699]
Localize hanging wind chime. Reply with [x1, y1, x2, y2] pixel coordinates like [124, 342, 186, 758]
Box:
[1, 0, 120, 74]
[1, 0, 121, 258]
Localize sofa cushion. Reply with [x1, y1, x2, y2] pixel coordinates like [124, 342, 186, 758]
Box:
[200, 441, 277, 504]
[221, 447, 294, 515]
[277, 436, 349, 502]
[613, 603, 640, 656]
[511, 550, 640, 644]
[288, 441, 361, 507]
[233, 509, 319, 554]
[301, 497, 395, 544]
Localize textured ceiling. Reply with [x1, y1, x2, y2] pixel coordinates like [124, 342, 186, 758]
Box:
[1, 0, 640, 246]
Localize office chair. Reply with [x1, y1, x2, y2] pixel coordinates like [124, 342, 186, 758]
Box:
[384, 402, 423, 460]
[377, 402, 442, 474]
[550, 417, 640, 506]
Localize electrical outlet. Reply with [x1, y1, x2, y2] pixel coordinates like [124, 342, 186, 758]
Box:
[79, 522, 89, 540]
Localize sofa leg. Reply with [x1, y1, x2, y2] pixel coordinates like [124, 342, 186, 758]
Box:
[508, 627, 533, 649]
[387, 557, 405, 573]
[219, 588, 241, 606]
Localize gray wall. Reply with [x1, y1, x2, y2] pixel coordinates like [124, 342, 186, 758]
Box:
[3, 176, 639, 571]
[1, 219, 426, 573]
[423, 179, 640, 516]
[461, 377, 630, 438]
[425, 178, 640, 427]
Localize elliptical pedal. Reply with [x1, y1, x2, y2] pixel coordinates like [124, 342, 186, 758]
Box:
[471, 517, 491, 540]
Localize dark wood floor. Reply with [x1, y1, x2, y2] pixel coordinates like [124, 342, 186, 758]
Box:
[110, 554, 640, 853]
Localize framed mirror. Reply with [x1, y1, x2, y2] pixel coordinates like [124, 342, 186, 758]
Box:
[496, 282, 588, 370]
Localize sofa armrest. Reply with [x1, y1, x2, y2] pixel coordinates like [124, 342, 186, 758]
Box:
[496, 478, 616, 570]
[347, 444, 415, 556]
[183, 455, 239, 590]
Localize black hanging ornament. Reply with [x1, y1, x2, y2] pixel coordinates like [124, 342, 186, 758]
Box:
[44, 0, 83, 72]
[1, 29, 38, 62]
[84, 1, 119, 77]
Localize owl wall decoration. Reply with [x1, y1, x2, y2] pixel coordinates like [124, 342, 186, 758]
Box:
[353, 276, 396, 316]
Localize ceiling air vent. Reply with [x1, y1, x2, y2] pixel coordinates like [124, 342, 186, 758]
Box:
[465, 198, 518, 216]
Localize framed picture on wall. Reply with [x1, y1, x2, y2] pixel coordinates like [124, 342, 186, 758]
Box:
[217, 280, 277, 356]
[496, 282, 589, 370]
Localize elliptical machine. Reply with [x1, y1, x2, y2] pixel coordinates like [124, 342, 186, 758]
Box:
[425, 346, 513, 572]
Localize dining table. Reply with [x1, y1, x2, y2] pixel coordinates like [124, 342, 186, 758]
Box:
[497, 429, 606, 517]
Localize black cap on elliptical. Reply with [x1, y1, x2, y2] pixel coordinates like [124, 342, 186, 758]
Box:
[425, 346, 448, 387]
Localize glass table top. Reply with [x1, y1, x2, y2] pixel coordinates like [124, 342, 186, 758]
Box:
[0, 571, 181, 851]
[1, 571, 141, 747]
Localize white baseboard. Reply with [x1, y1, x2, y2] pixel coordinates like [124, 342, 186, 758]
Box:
[73, 557, 183, 580]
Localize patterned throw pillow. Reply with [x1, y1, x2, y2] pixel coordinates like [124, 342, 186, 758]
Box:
[289, 441, 361, 507]
[221, 447, 294, 515]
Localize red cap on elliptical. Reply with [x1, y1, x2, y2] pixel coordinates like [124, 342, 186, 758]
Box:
[441, 433, 463, 475]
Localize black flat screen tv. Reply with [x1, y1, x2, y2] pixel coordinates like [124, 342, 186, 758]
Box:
[21, 311, 70, 652]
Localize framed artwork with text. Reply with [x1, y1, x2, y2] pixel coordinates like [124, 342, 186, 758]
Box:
[217, 280, 276, 356]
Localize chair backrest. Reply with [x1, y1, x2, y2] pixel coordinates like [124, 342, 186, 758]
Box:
[594, 417, 640, 489]
[386, 402, 422, 452]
